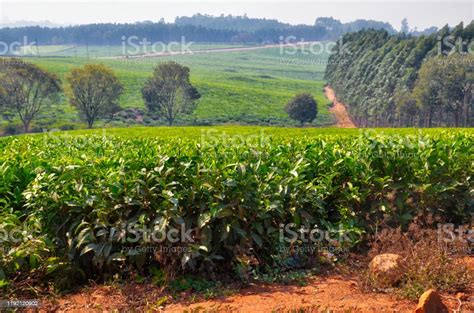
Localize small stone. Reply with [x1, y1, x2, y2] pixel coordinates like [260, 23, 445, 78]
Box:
[368, 253, 404, 287]
[414, 289, 449, 313]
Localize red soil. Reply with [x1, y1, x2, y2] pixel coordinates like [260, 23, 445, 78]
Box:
[37, 256, 474, 312]
[325, 86, 357, 128]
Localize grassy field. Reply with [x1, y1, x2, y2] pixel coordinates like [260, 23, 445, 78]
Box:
[2, 44, 332, 132]
[19, 43, 250, 58]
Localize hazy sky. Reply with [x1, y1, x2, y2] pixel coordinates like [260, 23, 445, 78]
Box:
[0, 0, 472, 30]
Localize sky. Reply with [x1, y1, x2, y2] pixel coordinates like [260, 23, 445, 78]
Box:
[0, 0, 472, 31]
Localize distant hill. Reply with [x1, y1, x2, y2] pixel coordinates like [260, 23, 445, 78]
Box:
[175, 14, 289, 32]
[0, 14, 402, 46]
[175, 14, 397, 35]
[0, 20, 63, 28]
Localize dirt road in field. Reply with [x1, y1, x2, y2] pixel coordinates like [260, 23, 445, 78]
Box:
[106, 42, 319, 59]
[324, 86, 357, 128]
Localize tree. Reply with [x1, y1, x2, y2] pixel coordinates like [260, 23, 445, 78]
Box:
[0, 58, 61, 132]
[400, 18, 409, 34]
[413, 54, 473, 127]
[325, 23, 474, 127]
[285, 94, 318, 126]
[66, 64, 123, 128]
[142, 62, 200, 126]
[439, 54, 473, 127]
[412, 57, 444, 127]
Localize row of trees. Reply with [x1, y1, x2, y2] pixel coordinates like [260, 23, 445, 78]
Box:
[325, 22, 473, 127]
[0, 59, 201, 130]
[0, 58, 318, 131]
[0, 16, 397, 47]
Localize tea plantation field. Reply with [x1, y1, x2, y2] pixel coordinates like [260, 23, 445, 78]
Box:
[4, 45, 332, 132]
[1, 127, 472, 291]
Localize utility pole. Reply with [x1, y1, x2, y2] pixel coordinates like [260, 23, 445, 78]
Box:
[35, 39, 40, 57]
[85, 40, 90, 59]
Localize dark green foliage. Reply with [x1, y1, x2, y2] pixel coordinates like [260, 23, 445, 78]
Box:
[0, 16, 396, 46]
[0, 130, 472, 292]
[325, 22, 474, 127]
[285, 94, 318, 126]
[66, 64, 123, 128]
[142, 62, 200, 126]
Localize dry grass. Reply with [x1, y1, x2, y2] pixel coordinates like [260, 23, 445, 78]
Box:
[362, 218, 472, 300]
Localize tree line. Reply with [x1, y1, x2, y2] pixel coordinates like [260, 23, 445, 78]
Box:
[0, 16, 397, 47]
[0, 58, 318, 132]
[325, 22, 474, 127]
[0, 59, 202, 131]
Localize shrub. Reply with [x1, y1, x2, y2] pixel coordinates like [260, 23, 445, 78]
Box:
[0, 130, 472, 293]
[285, 94, 318, 126]
[2, 123, 22, 135]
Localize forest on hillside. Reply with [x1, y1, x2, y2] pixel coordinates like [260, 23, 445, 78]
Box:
[0, 15, 397, 46]
[325, 22, 474, 127]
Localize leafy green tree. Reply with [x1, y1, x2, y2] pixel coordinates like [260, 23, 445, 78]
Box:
[439, 54, 473, 127]
[394, 87, 417, 127]
[412, 57, 444, 127]
[142, 62, 200, 126]
[0, 58, 61, 132]
[413, 54, 473, 127]
[66, 64, 123, 128]
[284, 93, 318, 126]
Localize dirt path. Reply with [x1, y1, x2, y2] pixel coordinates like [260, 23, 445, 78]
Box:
[41, 275, 417, 312]
[165, 275, 415, 312]
[324, 86, 357, 128]
[106, 42, 319, 59]
[39, 263, 473, 312]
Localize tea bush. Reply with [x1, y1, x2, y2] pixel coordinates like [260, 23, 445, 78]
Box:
[0, 129, 472, 292]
